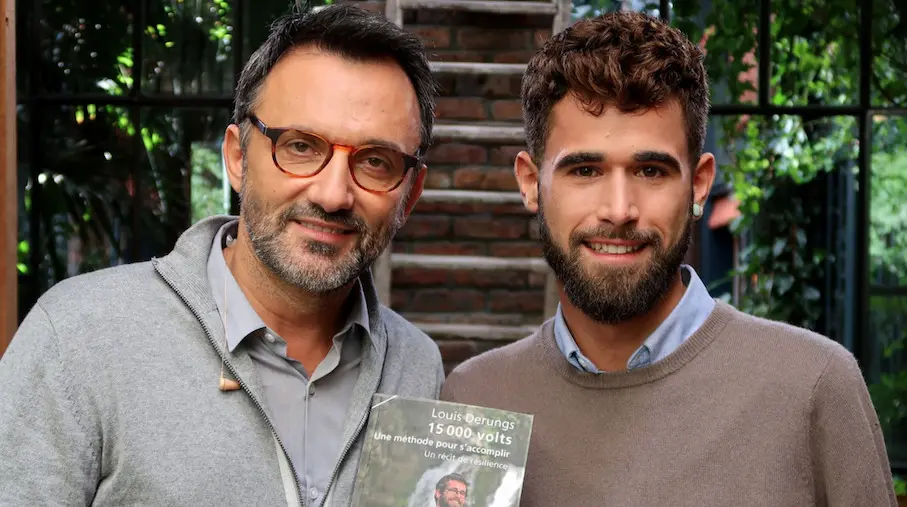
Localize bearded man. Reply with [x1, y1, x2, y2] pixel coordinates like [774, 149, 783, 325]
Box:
[440, 11, 895, 507]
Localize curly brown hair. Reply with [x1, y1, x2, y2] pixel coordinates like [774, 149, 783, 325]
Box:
[521, 11, 709, 165]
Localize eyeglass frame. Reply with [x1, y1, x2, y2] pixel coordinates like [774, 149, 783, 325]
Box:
[245, 113, 424, 194]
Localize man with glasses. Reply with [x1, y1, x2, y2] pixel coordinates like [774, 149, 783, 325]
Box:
[434, 473, 468, 507]
[0, 3, 444, 506]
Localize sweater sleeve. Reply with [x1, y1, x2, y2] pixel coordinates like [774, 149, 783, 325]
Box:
[809, 346, 897, 506]
[0, 303, 101, 505]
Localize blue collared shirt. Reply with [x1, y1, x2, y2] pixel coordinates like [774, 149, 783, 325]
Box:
[554, 265, 715, 373]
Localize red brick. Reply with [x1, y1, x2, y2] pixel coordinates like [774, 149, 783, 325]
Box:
[427, 143, 488, 164]
[490, 202, 532, 215]
[437, 340, 479, 363]
[435, 97, 487, 120]
[408, 289, 486, 312]
[411, 241, 486, 255]
[435, 75, 457, 96]
[413, 201, 480, 214]
[397, 215, 451, 239]
[491, 100, 523, 121]
[452, 270, 530, 288]
[409, 26, 452, 49]
[490, 241, 542, 257]
[533, 28, 552, 48]
[456, 27, 531, 50]
[487, 289, 545, 313]
[392, 267, 450, 286]
[494, 50, 538, 63]
[452, 75, 523, 98]
[452, 166, 518, 191]
[489, 145, 525, 166]
[454, 216, 528, 239]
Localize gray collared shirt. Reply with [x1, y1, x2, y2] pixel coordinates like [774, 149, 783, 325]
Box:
[207, 221, 369, 505]
[554, 264, 716, 373]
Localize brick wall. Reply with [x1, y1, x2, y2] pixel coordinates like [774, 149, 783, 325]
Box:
[401, 9, 553, 371]
[339, 1, 555, 372]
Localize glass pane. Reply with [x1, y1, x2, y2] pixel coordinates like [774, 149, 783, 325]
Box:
[872, 0, 907, 107]
[867, 296, 907, 466]
[16, 106, 32, 321]
[672, 0, 760, 105]
[34, 1, 134, 94]
[572, 0, 623, 20]
[143, 0, 235, 95]
[870, 115, 907, 287]
[242, 0, 312, 63]
[17, 105, 136, 310]
[714, 114, 857, 341]
[136, 108, 232, 260]
[770, 0, 860, 106]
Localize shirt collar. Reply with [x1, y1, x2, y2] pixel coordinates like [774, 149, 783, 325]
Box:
[553, 264, 715, 373]
[206, 221, 371, 352]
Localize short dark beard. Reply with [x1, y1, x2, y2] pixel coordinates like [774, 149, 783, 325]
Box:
[238, 164, 405, 294]
[537, 192, 693, 324]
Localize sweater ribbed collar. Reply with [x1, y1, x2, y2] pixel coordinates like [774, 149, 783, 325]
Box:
[535, 301, 737, 389]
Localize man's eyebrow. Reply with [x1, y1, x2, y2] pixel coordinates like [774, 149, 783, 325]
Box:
[634, 150, 682, 172]
[553, 152, 605, 170]
[285, 124, 409, 153]
[361, 137, 409, 154]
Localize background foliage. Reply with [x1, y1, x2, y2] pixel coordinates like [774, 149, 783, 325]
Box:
[573, 0, 907, 466]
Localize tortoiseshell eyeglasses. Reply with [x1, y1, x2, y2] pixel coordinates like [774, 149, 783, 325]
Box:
[247, 114, 422, 193]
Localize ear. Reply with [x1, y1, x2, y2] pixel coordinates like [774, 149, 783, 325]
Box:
[691, 152, 716, 218]
[223, 123, 245, 195]
[514, 151, 540, 213]
[403, 164, 427, 217]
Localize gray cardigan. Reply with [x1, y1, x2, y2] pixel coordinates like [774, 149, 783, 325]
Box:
[0, 216, 444, 506]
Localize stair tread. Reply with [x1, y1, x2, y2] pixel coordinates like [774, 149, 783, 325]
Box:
[429, 61, 527, 75]
[415, 321, 538, 340]
[420, 188, 523, 204]
[433, 121, 525, 142]
[391, 252, 548, 272]
[401, 0, 558, 15]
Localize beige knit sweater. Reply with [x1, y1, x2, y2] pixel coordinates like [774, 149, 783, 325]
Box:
[440, 302, 896, 506]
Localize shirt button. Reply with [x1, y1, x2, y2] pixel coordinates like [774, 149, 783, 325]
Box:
[309, 487, 318, 500]
[308, 385, 315, 396]
[265, 333, 276, 344]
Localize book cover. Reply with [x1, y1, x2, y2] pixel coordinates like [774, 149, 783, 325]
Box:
[351, 394, 534, 507]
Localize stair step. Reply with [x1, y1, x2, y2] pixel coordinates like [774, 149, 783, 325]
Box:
[391, 253, 548, 272]
[420, 189, 523, 204]
[433, 121, 525, 143]
[417, 322, 537, 341]
[400, 0, 558, 15]
[429, 62, 527, 75]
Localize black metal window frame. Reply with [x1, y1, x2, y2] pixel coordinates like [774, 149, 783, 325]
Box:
[651, 0, 907, 378]
[19, 0, 245, 313]
[18, 0, 907, 370]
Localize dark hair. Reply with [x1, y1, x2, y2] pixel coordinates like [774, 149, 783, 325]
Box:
[435, 472, 468, 494]
[521, 11, 709, 165]
[233, 1, 438, 156]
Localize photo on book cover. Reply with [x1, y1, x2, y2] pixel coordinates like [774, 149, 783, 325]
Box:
[351, 394, 534, 507]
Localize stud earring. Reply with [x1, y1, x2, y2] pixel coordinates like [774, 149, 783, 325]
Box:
[692, 203, 703, 218]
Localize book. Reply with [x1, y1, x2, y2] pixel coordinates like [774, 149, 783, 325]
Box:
[351, 394, 534, 507]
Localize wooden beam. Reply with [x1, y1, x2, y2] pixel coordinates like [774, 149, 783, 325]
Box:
[0, 0, 16, 356]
